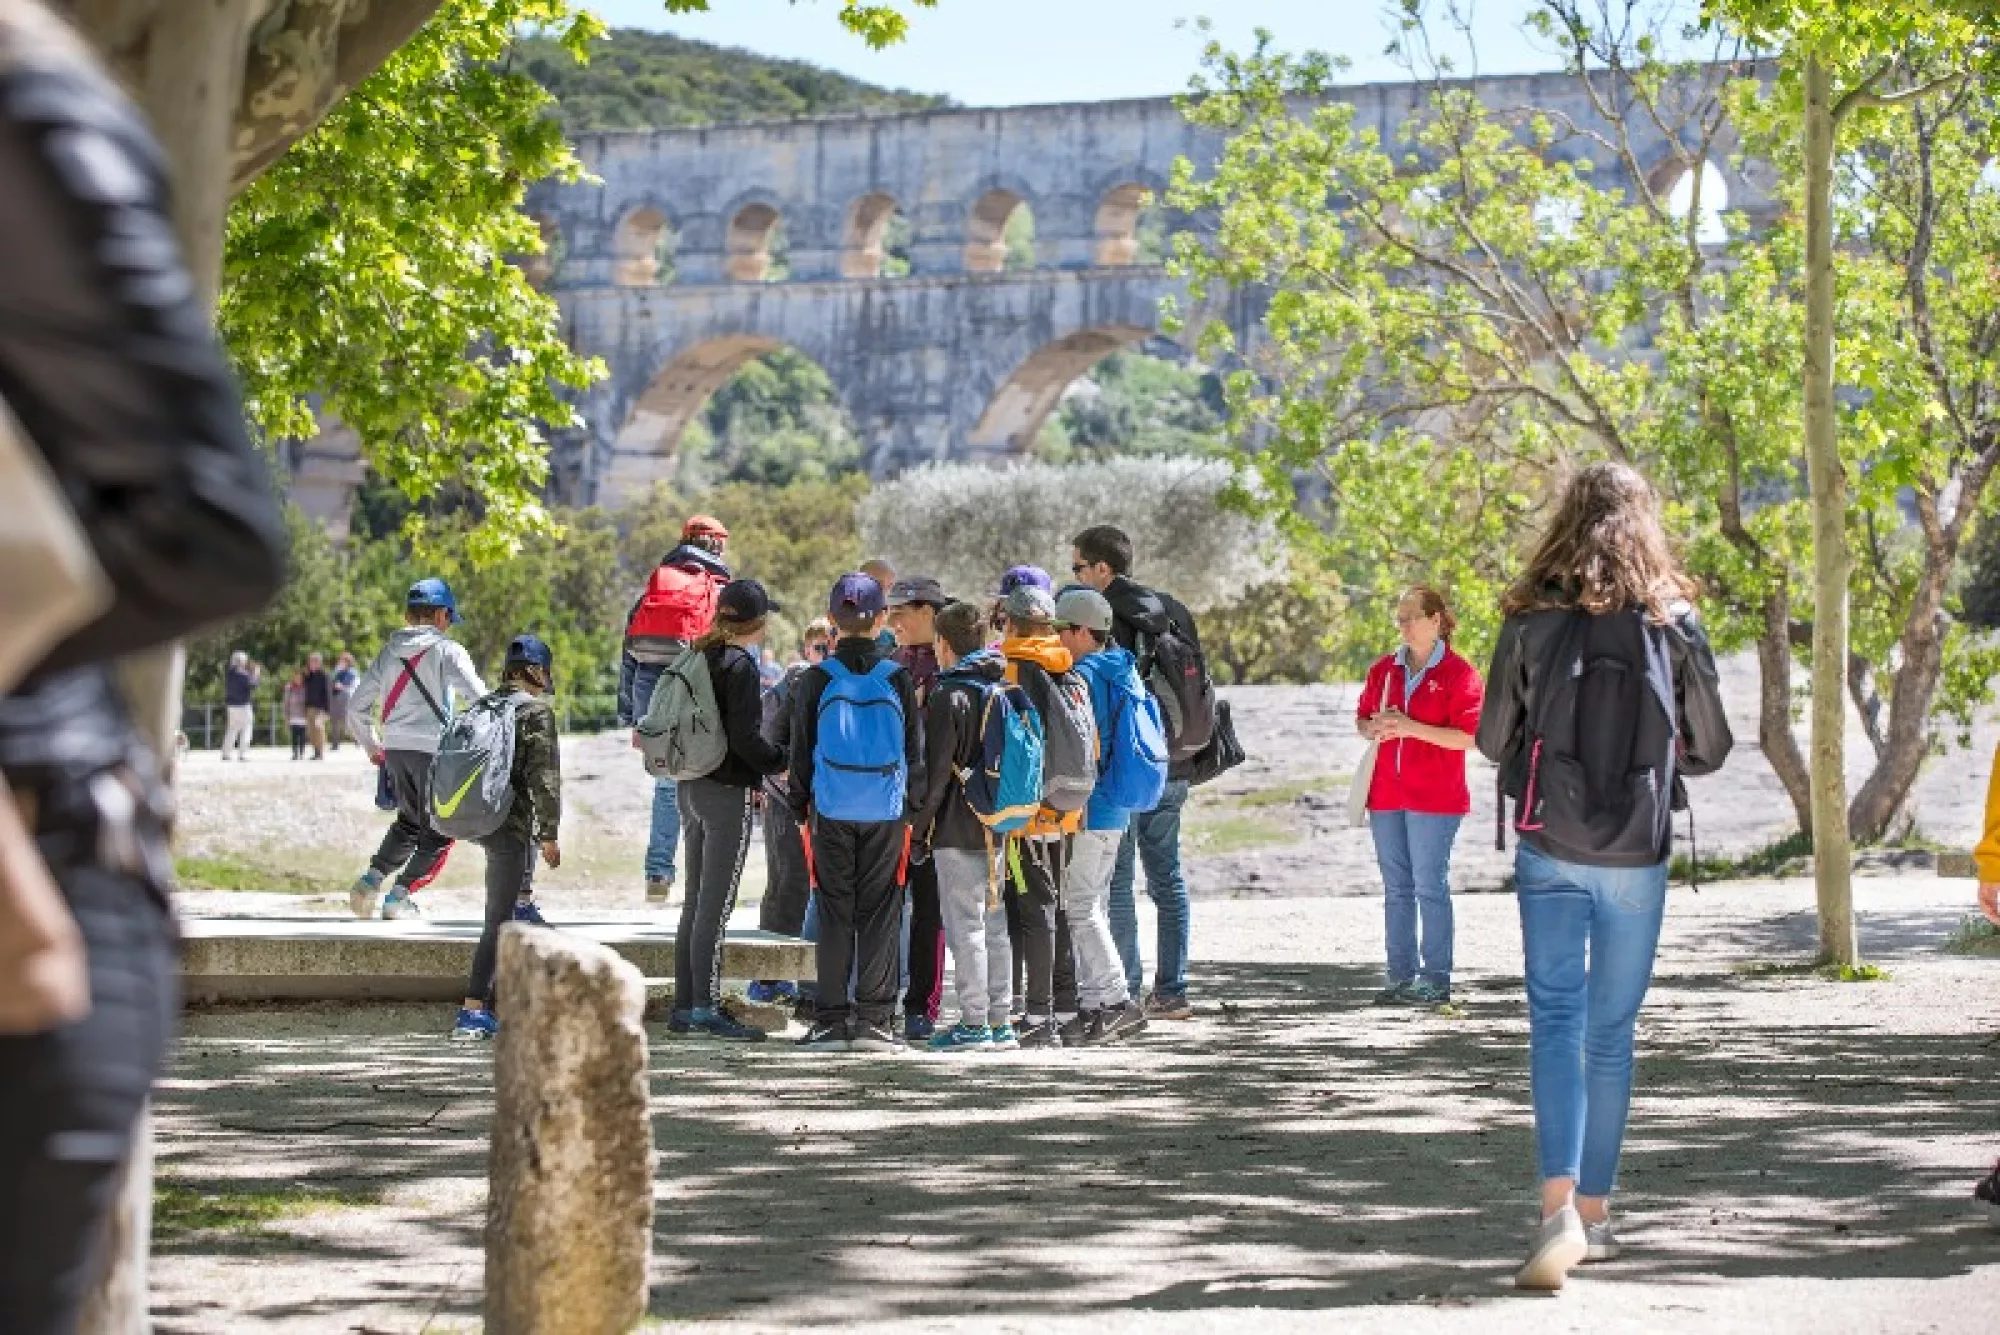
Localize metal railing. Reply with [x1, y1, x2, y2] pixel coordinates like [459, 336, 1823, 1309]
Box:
[178, 695, 626, 749]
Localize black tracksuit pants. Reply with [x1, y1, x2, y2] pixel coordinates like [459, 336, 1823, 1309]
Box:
[759, 793, 811, 939]
[468, 833, 537, 1007]
[904, 855, 944, 1023]
[807, 815, 905, 1027]
[368, 748, 453, 892]
[1005, 836, 1073, 1020]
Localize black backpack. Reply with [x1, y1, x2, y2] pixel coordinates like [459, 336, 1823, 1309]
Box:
[1512, 609, 1680, 863]
[1138, 618, 1216, 764]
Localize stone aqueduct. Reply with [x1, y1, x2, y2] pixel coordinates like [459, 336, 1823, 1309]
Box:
[287, 69, 1767, 525]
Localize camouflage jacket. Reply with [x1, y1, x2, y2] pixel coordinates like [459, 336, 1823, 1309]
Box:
[503, 695, 562, 844]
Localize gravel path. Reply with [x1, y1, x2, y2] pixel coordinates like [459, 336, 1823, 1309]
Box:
[151, 874, 2000, 1333]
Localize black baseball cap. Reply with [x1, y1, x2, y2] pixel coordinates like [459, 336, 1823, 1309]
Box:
[887, 576, 947, 609]
[718, 579, 781, 621]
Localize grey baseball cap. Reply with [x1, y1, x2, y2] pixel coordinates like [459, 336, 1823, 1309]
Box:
[1053, 586, 1114, 633]
[1002, 585, 1058, 624]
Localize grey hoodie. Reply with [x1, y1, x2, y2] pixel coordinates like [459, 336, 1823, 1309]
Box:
[346, 624, 487, 756]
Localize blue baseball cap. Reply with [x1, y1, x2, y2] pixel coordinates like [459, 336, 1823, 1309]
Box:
[505, 634, 554, 677]
[827, 572, 887, 618]
[407, 577, 461, 624]
[998, 565, 1052, 596]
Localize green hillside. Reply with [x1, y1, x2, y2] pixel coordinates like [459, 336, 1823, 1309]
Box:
[517, 27, 949, 131]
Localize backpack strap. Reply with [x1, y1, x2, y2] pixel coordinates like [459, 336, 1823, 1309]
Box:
[867, 658, 901, 684]
[395, 653, 449, 726]
[820, 658, 853, 684]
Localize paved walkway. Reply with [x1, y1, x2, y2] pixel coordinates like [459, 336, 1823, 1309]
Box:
[151, 876, 2000, 1332]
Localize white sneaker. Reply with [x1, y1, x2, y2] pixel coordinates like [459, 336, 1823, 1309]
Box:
[1582, 1217, 1620, 1262]
[1515, 1205, 1588, 1291]
[381, 889, 424, 920]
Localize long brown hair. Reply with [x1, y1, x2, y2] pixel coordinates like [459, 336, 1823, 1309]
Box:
[1502, 462, 1696, 622]
[694, 615, 766, 652]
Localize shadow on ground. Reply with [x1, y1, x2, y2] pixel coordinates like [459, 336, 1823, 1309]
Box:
[152, 940, 2000, 1330]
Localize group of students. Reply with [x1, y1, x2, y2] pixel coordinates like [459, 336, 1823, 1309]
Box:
[626, 522, 1228, 1054]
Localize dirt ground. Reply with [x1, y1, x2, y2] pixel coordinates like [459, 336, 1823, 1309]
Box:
[151, 669, 2000, 1331]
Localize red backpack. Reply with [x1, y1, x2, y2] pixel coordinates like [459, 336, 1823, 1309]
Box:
[626, 562, 721, 659]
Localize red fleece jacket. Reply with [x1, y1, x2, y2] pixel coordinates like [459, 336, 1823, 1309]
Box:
[1357, 646, 1484, 817]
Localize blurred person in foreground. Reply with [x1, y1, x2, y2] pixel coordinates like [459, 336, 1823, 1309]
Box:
[0, 3, 286, 1330]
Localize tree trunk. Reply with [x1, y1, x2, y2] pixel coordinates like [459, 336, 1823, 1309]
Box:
[1802, 55, 1858, 967]
[1847, 562, 1951, 842]
[1756, 588, 1813, 834]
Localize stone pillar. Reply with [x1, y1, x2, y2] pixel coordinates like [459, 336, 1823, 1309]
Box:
[486, 927, 654, 1335]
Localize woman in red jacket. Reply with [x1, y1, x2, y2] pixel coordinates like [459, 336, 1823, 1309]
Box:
[1357, 586, 1483, 1006]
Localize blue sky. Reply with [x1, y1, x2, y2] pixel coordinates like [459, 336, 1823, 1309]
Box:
[585, 0, 1620, 106]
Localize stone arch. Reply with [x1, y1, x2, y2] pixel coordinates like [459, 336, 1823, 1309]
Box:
[1647, 153, 1730, 244]
[968, 325, 1153, 452]
[612, 204, 674, 286]
[727, 201, 783, 282]
[842, 192, 903, 278]
[965, 188, 1034, 274]
[1092, 180, 1163, 267]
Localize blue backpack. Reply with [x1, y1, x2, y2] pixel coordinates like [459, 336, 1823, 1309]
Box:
[1096, 662, 1170, 813]
[812, 659, 908, 821]
[957, 676, 1045, 834]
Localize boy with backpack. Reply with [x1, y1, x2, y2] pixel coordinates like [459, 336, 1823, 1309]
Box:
[1054, 586, 1166, 1044]
[997, 583, 1098, 1048]
[1070, 525, 1213, 1020]
[346, 578, 488, 920]
[786, 573, 925, 1051]
[912, 602, 1032, 1052]
[428, 635, 562, 1041]
[618, 514, 732, 905]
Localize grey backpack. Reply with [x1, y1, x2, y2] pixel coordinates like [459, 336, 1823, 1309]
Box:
[1033, 668, 1099, 814]
[636, 646, 727, 781]
[429, 691, 526, 840]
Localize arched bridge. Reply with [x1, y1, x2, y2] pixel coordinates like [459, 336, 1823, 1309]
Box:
[291, 69, 1771, 520]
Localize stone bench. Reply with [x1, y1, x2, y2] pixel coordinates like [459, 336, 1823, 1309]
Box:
[179, 916, 812, 1004]
[1938, 851, 1976, 879]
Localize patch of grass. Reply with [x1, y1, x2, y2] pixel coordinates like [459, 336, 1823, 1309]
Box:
[1184, 813, 1300, 855]
[1670, 829, 1814, 882]
[173, 854, 343, 896]
[1944, 914, 2000, 955]
[154, 1178, 383, 1243]
[1232, 776, 1347, 808]
[1733, 958, 1893, 983]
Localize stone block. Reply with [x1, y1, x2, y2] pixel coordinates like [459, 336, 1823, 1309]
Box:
[1937, 850, 1976, 879]
[486, 927, 653, 1335]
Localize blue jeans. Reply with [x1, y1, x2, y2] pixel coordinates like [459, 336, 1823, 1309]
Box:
[1108, 780, 1191, 1000]
[1369, 809, 1461, 989]
[1515, 841, 1668, 1197]
[645, 777, 680, 882]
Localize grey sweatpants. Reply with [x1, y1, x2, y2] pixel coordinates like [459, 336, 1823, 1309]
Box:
[674, 777, 754, 1012]
[934, 846, 1014, 1030]
[1064, 829, 1131, 1010]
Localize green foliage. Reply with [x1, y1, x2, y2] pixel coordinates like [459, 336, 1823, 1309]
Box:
[223, 0, 606, 564]
[518, 25, 948, 130]
[664, 0, 939, 52]
[1004, 204, 1036, 271]
[678, 349, 863, 489]
[1201, 550, 1354, 685]
[1166, 12, 2000, 831]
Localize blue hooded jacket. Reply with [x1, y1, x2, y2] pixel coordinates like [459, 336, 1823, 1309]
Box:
[1073, 646, 1146, 831]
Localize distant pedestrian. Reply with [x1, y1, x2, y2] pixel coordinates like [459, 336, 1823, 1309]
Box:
[329, 651, 358, 751]
[1357, 585, 1482, 1007]
[1476, 462, 1732, 1291]
[302, 651, 331, 759]
[758, 647, 783, 690]
[221, 650, 261, 760]
[1965, 743, 2000, 1225]
[282, 671, 307, 760]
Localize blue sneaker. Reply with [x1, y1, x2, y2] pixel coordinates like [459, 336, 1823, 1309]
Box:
[450, 1008, 498, 1041]
[986, 1022, 1020, 1051]
[927, 1023, 991, 1053]
[511, 899, 547, 926]
[746, 980, 798, 1005]
[667, 1009, 695, 1034]
[903, 1014, 936, 1042]
[382, 888, 424, 920]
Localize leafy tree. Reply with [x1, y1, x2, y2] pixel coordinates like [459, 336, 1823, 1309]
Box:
[679, 349, 863, 488]
[1036, 351, 1225, 462]
[1704, 0, 2000, 962]
[1166, 3, 2000, 966]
